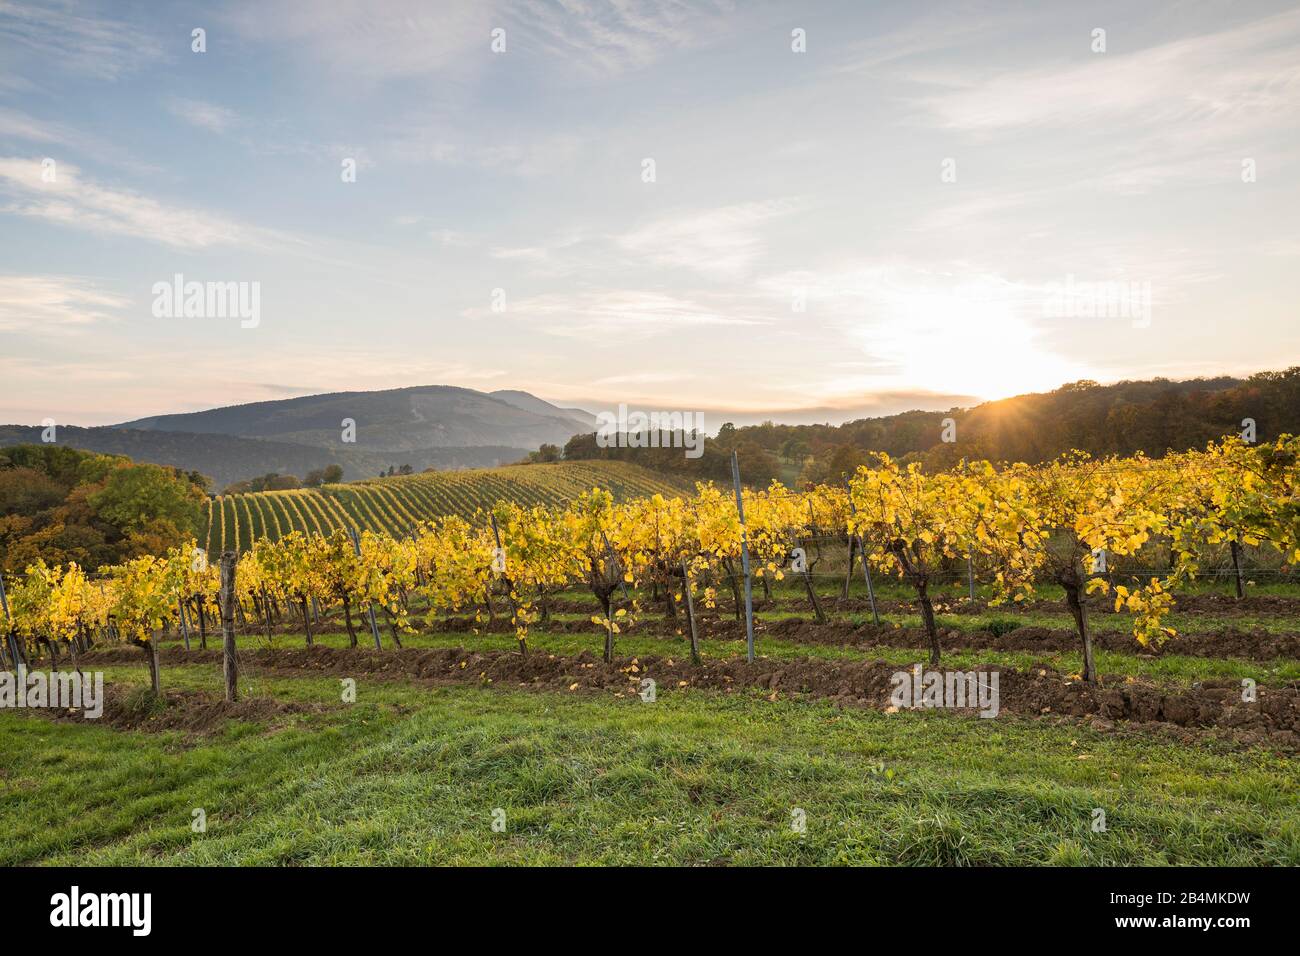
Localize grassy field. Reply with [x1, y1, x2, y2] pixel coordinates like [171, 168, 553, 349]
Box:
[5, 573, 1297, 867]
[3, 664, 1296, 866]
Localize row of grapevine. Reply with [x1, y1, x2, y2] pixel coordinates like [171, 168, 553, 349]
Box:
[5, 437, 1295, 689]
[202, 461, 691, 555]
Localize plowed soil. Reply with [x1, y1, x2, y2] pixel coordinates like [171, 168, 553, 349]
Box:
[39, 683, 329, 735]
[409, 614, 1300, 661]
[760, 619, 1300, 661]
[544, 592, 1300, 617]
[83, 645, 1300, 751]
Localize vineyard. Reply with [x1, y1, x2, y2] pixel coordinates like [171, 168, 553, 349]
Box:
[3, 435, 1299, 865]
[200, 460, 691, 555]
[8, 434, 1298, 675]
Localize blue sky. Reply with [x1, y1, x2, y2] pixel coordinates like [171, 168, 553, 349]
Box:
[2, 0, 1298, 426]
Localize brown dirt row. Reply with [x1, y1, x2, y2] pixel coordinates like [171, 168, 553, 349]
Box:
[83, 645, 1300, 751]
[38, 684, 330, 735]
[409, 614, 1300, 662]
[222, 589, 1297, 640]
[1015, 593, 1300, 616]
[148, 608, 1300, 661]
[542, 592, 1300, 617]
[761, 619, 1300, 662]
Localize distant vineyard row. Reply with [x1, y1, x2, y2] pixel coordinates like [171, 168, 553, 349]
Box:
[201, 461, 691, 554]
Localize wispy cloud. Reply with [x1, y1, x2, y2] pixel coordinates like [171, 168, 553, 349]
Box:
[0, 273, 128, 333]
[0, 105, 67, 143]
[384, 125, 584, 176]
[164, 97, 240, 134]
[226, 0, 735, 83]
[914, 8, 1300, 134]
[836, 9, 1001, 74]
[224, 0, 492, 83]
[490, 231, 588, 269]
[513, 0, 737, 75]
[477, 288, 764, 339]
[0, 156, 293, 250]
[481, 197, 805, 281]
[616, 198, 805, 279]
[589, 370, 690, 387]
[0, 107, 166, 176]
[0, 0, 163, 79]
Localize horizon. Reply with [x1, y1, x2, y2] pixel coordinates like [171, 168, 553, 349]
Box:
[3, 1, 1299, 426]
[0, 367, 1279, 434]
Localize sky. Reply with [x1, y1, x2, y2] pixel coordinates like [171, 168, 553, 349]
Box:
[1, 0, 1298, 428]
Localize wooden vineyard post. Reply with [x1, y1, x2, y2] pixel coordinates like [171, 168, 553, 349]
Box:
[842, 535, 856, 598]
[145, 633, 161, 695]
[0, 573, 21, 670]
[67, 626, 83, 678]
[219, 551, 238, 703]
[967, 551, 977, 603]
[348, 528, 384, 650]
[261, 586, 274, 643]
[803, 498, 827, 624]
[601, 530, 631, 602]
[94, 581, 109, 650]
[844, 480, 881, 626]
[656, 519, 676, 622]
[366, 596, 382, 649]
[300, 595, 313, 647]
[1064, 577, 1097, 684]
[177, 594, 191, 651]
[0, 573, 12, 669]
[1230, 539, 1245, 600]
[731, 451, 756, 663]
[599, 530, 629, 663]
[680, 557, 701, 665]
[490, 512, 526, 656]
[859, 537, 880, 626]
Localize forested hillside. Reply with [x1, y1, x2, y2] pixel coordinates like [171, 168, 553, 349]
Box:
[561, 369, 1300, 486]
[0, 444, 207, 572]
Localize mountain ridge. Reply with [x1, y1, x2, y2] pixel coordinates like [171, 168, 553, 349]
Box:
[0, 424, 531, 490]
[1, 386, 597, 489]
[114, 384, 594, 448]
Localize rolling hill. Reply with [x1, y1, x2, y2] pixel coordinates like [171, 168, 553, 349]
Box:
[2, 386, 597, 488]
[117, 384, 592, 451]
[202, 460, 692, 554]
[0, 425, 528, 491]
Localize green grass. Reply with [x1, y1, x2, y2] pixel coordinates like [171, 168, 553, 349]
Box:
[2, 665, 1296, 866]
[12, 577, 1297, 867]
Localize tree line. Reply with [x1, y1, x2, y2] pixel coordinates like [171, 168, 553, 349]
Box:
[555, 368, 1300, 485]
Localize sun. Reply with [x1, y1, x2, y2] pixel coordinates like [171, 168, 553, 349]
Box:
[861, 278, 1089, 401]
